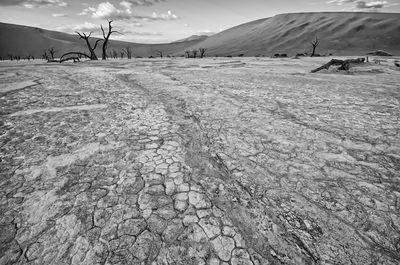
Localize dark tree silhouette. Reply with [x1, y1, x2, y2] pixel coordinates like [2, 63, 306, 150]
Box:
[60, 52, 90, 63]
[101, 20, 119, 60]
[112, 49, 118, 59]
[8, 54, 13, 61]
[310, 36, 319, 57]
[185, 50, 190, 58]
[48, 47, 57, 59]
[311, 58, 365, 73]
[42, 50, 49, 60]
[120, 50, 125, 59]
[124, 46, 133, 59]
[199, 48, 206, 58]
[192, 49, 198, 58]
[76, 32, 103, 60]
[156, 51, 163, 58]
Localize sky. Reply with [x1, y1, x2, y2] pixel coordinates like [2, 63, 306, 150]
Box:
[0, 0, 399, 43]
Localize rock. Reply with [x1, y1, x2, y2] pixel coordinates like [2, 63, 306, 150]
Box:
[163, 219, 184, 243]
[118, 218, 147, 237]
[0, 223, 16, 245]
[165, 179, 176, 195]
[174, 200, 188, 212]
[211, 235, 235, 261]
[186, 224, 208, 242]
[207, 257, 220, 265]
[188, 191, 211, 209]
[231, 249, 253, 265]
[147, 214, 168, 234]
[25, 242, 43, 261]
[199, 217, 221, 238]
[222, 226, 236, 237]
[183, 215, 199, 226]
[130, 231, 161, 261]
[197, 209, 212, 218]
[155, 204, 176, 220]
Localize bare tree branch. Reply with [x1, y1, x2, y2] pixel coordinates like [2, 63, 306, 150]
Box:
[101, 20, 120, 60]
[199, 48, 207, 58]
[75, 32, 101, 60]
[311, 36, 320, 57]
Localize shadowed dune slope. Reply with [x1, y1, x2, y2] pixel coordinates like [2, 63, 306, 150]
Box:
[0, 22, 203, 58]
[1, 12, 399, 58]
[183, 12, 400, 56]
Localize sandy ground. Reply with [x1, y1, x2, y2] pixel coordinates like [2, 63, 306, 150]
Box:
[1, 57, 400, 265]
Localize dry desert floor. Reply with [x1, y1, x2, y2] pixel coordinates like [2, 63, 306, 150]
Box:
[1, 57, 400, 265]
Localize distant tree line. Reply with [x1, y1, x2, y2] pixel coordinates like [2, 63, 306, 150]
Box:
[2, 33, 325, 62]
[184, 48, 207, 58]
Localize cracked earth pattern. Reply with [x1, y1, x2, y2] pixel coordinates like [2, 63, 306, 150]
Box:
[0, 57, 399, 265]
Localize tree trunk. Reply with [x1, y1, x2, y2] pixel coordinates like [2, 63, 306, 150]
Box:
[311, 46, 316, 57]
[102, 41, 108, 60]
[85, 39, 98, 60]
[311, 58, 365, 73]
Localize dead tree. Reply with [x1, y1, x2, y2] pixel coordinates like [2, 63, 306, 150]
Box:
[8, 54, 13, 61]
[311, 58, 365, 73]
[76, 32, 103, 60]
[42, 50, 49, 60]
[184, 50, 190, 58]
[48, 47, 57, 59]
[120, 50, 125, 59]
[310, 36, 319, 57]
[112, 49, 118, 59]
[157, 51, 163, 58]
[101, 20, 119, 60]
[199, 48, 206, 58]
[50, 52, 91, 63]
[192, 49, 198, 58]
[124, 46, 133, 59]
[60, 52, 90, 61]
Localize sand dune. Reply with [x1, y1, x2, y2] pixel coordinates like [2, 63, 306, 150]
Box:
[185, 12, 400, 56]
[1, 12, 399, 59]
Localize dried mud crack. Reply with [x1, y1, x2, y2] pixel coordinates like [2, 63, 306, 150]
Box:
[0, 58, 399, 265]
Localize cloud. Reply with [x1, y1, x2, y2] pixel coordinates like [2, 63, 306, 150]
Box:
[196, 30, 216, 36]
[120, 0, 166, 7]
[73, 22, 99, 32]
[0, 0, 26, 5]
[57, 22, 100, 33]
[327, 0, 390, 10]
[150, 10, 179, 20]
[79, 1, 180, 21]
[52, 13, 68, 17]
[327, 0, 357, 5]
[356, 1, 387, 9]
[91, 2, 131, 19]
[0, 0, 68, 8]
[120, 30, 162, 36]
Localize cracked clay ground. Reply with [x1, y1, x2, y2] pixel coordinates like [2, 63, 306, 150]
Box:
[0, 57, 399, 265]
